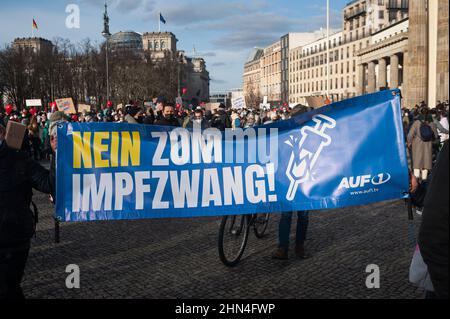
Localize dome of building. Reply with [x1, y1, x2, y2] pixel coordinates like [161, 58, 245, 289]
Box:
[108, 31, 143, 54]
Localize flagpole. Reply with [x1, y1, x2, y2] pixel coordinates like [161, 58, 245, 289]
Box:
[158, 12, 161, 32]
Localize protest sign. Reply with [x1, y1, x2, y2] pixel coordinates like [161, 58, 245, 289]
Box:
[55, 98, 76, 114]
[232, 97, 246, 109]
[205, 103, 221, 112]
[56, 90, 409, 222]
[26, 99, 42, 107]
[306, 96, 325, 108]
[78, 104, 91, 113]
[5, 121, 27, 150]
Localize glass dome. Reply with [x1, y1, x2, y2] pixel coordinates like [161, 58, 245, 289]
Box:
[109, 31, 143, 54]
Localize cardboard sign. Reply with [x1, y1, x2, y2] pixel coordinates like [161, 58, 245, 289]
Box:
[232, 97, 246, 109]
[78, 104, 91, 113]
[5, 121, 27, 150]
[205, 103, 221, 112]
[306, 96, 325, 109]
[26, 99, 42, 107]
[55, 98, 76, 114]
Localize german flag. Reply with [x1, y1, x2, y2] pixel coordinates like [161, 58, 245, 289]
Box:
[32, 19, 38, 30]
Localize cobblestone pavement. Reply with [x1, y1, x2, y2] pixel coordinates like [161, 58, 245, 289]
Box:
[23, 189, 425, 299]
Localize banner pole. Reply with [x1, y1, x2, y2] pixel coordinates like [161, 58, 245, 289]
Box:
[54, 217, 60, 244]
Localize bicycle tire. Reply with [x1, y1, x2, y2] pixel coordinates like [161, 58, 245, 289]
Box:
[218, 215, 250, 267]
[253, 213, 270, 238]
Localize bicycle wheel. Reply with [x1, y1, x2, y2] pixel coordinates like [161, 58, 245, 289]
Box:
[253, 213, 270, 238]
[218, 215, 250, 267]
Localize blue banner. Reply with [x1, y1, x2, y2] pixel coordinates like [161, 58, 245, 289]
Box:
[56, 90, 409, 222]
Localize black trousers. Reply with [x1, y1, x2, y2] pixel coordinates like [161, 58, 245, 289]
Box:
[0, 241, 30, 300]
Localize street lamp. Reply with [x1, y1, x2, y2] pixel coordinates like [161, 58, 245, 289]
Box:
[102, 1, 111, 104]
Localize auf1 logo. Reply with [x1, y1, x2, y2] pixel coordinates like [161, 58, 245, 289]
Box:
[338, 173, 391, 189]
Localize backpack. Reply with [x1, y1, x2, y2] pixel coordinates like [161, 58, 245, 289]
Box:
[419, 122, 434, 142]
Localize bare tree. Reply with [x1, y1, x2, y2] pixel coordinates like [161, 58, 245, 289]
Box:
[0, 37, 182, 111]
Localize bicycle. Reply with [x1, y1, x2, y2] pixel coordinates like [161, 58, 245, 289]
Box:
[218, 213, 270, 267]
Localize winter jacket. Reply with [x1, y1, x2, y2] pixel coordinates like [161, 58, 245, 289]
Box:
[0, 142, 55, 247]
[418, 141, 449, 299]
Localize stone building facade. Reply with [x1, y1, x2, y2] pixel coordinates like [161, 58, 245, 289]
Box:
[356, 18, 409, 96]
[260, 41, 282, 104]
[12, 37, 53, 54]
[287, 0, 409, 106]
[356, 0, 449, 108]
[142, 32, 178, 59]
[243, 48, 264, 99]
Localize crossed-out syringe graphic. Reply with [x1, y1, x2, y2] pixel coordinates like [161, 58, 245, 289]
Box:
[285, 114, 337, 201]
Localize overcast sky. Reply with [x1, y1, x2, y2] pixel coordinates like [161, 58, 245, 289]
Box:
[0, 0, 349, 92]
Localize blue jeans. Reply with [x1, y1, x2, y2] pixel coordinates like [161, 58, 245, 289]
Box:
[278, 211, 309, 250]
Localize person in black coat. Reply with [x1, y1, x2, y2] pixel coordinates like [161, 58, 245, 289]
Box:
[0, 123, 56, 299]
[418, 140, 449, 299]
[154, 103, 180, 127]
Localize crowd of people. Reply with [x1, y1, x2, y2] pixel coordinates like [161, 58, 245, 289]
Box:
[0, 97, 302, 161]
[403, 101, 449, 182]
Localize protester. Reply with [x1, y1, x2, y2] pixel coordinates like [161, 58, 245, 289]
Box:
[407, 107, 439, 182]
[0, 123, 57, 299]
[418, 140, 449, 299]
[154, 103, 180, 127]
[124, 105, 141, 124]
[187, 107, 210, 130]
[271, 211, 310, 260]
[143, 107, 156, 125]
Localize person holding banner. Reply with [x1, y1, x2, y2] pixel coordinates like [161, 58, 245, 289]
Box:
[272, 211, 310, 260]
[0, 123, 57, 299]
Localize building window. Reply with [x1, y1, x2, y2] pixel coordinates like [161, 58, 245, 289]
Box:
[379, 10, 384, 19]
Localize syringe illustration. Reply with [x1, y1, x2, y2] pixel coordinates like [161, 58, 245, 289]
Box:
[285, 114, 337, 201]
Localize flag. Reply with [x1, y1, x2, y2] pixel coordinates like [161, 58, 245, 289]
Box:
[32, 19, 38, 29]
[159, 13, 166, 24]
